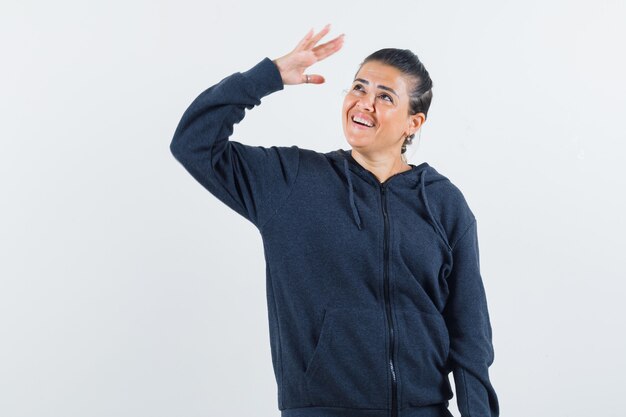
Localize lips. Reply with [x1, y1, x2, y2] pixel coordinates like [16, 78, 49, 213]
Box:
[350, 113, 375, 128]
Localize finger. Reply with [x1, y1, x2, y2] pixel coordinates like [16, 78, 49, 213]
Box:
[313, 34, 345, 60]
[294, 27, 314, 51]
[304, 74, 325, 84]
[303, 23, 331, 50]
[312, 33, 344, 51]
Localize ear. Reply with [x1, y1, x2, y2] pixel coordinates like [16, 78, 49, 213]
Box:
[407, 112, 426, 137]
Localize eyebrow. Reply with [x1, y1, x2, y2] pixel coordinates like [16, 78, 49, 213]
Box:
[353, 78, 399, 98]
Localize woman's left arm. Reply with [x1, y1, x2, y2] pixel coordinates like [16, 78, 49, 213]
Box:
[443, 218, 500, 417]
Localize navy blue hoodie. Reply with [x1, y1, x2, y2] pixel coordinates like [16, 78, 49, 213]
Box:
[170, 57, 499, 417]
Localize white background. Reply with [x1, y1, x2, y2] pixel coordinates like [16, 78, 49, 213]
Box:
[2, 1, 625, 416]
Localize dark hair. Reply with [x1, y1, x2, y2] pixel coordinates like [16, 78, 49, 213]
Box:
[356, 48, 433, 158]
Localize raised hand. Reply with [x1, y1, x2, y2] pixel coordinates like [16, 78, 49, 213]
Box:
[272, 24, 345, 86]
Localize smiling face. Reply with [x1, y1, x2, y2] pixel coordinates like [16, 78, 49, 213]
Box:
[342, 61, 424, 155]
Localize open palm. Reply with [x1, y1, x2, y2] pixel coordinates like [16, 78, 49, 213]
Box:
[273, 24, 345, 85]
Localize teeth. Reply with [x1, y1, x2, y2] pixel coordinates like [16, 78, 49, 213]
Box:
[352, 116, 374, 127]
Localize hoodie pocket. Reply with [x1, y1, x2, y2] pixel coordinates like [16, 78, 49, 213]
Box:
[303, 307, 388, 409]
[397, 309, 452, 407]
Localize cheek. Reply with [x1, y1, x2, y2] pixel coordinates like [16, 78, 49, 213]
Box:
[343, 93, 359, 108]
[380, 111, 401, 128]
[341, 100, 352, 122]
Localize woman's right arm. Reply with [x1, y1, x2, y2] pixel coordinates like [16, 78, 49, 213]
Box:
[169, 57, 298, 230]
[169, 25, 344, 231]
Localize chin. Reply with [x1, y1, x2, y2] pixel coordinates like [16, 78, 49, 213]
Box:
[345, 134, 373, 148]
[344, 135, 359, 147]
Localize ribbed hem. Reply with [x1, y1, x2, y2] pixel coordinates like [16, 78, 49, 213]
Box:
[240, 57, 284, 98]
[281, 404, 452, 417]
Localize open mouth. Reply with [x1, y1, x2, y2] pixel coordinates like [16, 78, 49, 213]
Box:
[351, 115, 375, 128]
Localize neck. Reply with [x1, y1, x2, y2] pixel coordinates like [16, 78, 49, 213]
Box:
[350, 149, 412, 184]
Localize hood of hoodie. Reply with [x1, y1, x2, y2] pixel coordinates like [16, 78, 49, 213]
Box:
[327, 148, 452, 250]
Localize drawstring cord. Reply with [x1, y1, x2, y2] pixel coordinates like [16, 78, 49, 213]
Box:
[418, 169, 450, 249]
[343, 158, 363, 230]
[342, 155, 448, 247]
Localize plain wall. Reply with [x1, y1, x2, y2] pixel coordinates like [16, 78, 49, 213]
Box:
[1, 0, 625, 416]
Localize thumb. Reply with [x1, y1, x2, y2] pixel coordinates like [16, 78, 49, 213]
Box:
[303, 74, 325, 84]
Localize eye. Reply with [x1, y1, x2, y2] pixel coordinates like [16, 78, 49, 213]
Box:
[352, 83, 365, 92]
[379, 93, 393, 103]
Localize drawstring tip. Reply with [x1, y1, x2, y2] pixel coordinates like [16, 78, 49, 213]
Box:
[351, 205, 363, 230]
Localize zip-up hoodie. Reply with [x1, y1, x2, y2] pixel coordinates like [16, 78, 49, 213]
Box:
[170, 57, 499, 417]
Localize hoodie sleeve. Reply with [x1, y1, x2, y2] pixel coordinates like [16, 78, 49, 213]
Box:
[443, 218, 500, 417]
[169, 57, 300, 231]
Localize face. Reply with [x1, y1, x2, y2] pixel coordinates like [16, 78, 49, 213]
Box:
[342, 61, 424, 155]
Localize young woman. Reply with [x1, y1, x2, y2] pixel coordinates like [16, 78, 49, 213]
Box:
[170, 24, 499, 417]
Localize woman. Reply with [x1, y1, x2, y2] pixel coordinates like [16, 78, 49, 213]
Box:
[170, 24, 499, 417]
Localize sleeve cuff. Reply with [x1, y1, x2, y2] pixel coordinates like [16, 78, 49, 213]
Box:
[240, 57, 285, 99]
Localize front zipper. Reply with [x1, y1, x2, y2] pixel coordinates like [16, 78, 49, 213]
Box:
[381, 183, 398, 417]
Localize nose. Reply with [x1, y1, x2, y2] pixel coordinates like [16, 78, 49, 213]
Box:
[356, 91, 375, 112]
